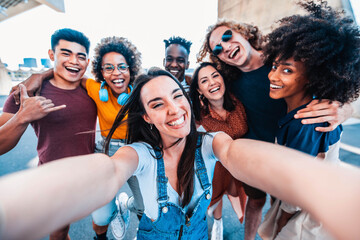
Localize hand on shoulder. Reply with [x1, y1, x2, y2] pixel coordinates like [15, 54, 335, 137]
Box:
[294, 99, 353, 132]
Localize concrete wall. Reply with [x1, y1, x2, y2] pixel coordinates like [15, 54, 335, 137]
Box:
[0, 60, 12, 96]
[352, 99, 360, 118]
[218, 0, 345, 34]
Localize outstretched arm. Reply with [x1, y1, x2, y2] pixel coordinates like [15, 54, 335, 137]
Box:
[294, 100, 353, 132]
[0, 153, 117, 240]
[0, 85, 66, 155]
[212, 132, 360, 240]
[0, 146, 138, 240]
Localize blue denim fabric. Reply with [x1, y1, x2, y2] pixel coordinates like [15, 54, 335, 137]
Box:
[137, 137, 212, 239]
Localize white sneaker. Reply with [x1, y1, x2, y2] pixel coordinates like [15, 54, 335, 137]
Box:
[110, 192, 130, 240]
[211, 218, 223, 240]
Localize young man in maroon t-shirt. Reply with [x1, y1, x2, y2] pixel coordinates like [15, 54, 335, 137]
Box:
[0, 28, 97, 240]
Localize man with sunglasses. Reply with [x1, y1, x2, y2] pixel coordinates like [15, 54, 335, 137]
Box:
[0, 28, 97, 239]
[163, 36, 192, 92]
[198, 20, 353, 240]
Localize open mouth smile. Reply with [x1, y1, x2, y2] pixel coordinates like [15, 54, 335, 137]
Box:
[170, 70, 179, 75]
[270, 83, 284, 89]
[168, 115, 185, 126]
[112, 79, 125, 87]
[229, 47, 240, 59]
[65, 66, 80, 73]
[209, 87, 220, 93]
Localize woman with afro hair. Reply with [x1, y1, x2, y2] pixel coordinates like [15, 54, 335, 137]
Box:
[258, 1, 360, 239]
[88, 36, 143, 240]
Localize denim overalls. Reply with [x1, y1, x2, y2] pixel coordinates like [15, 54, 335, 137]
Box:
[137, 138, 212, 239]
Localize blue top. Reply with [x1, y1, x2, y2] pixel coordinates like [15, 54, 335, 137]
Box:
[137, 135, 212, 239]
[272, 103, 342, 237]
[276, 103, 343, 156]
[130, 132, 218, 220]
[230, 65, 286, 142]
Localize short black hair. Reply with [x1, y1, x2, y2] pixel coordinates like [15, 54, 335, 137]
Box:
[264, 0, 360, 104]
[92, 36, 142, 84]
[51, 28, 90, 54]
[164, 36, 192, 54]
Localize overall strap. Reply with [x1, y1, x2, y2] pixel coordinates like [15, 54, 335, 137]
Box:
[195, 135, 211, 191]
[155, 147, 169, 204]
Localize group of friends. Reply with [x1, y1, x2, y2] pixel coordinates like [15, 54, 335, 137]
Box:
[0, 1, 359, 240]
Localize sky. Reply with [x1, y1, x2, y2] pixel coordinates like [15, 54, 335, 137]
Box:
[351, 0, 360, 24]
[0, 0, 217, 72]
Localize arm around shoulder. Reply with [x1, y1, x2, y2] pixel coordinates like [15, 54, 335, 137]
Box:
[10, 68, 54, 104]
[295, 100, 353, 132]
[80, 76, 89, 89]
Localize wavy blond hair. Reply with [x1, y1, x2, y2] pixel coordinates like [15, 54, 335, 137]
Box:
[197, 19, 264, 79]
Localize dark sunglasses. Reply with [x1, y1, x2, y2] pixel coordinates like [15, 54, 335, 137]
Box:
[102, 63, 129, 74]
[212, 29, 233, 56]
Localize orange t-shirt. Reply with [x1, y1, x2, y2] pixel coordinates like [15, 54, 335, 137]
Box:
[86, 79, 128, 139]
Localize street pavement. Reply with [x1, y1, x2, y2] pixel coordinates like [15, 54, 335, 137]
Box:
[0, 95, 359, 240]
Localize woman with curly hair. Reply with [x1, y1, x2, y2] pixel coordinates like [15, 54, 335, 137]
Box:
[89, 36, 142, 156]
[189, 62, 248, 240]
[258, 1, 360, 239]
[88, 36, 143, 240]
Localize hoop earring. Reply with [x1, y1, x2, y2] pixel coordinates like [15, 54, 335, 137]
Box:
[199, 94, 205, 108]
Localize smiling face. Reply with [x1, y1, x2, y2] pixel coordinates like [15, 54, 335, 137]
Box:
[163, 44, 189, 82]
[141, 75, 191, 146]
[101, 52, 131, 98]
[209, 26, 253, 69]
[268, 57, 311, 111]
[49, 39, 89, 89]
[197, 65, 225, 104]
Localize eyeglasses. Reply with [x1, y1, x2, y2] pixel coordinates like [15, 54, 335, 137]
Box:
[212, 29, 233, 56]
[102, 63, 129, 74]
